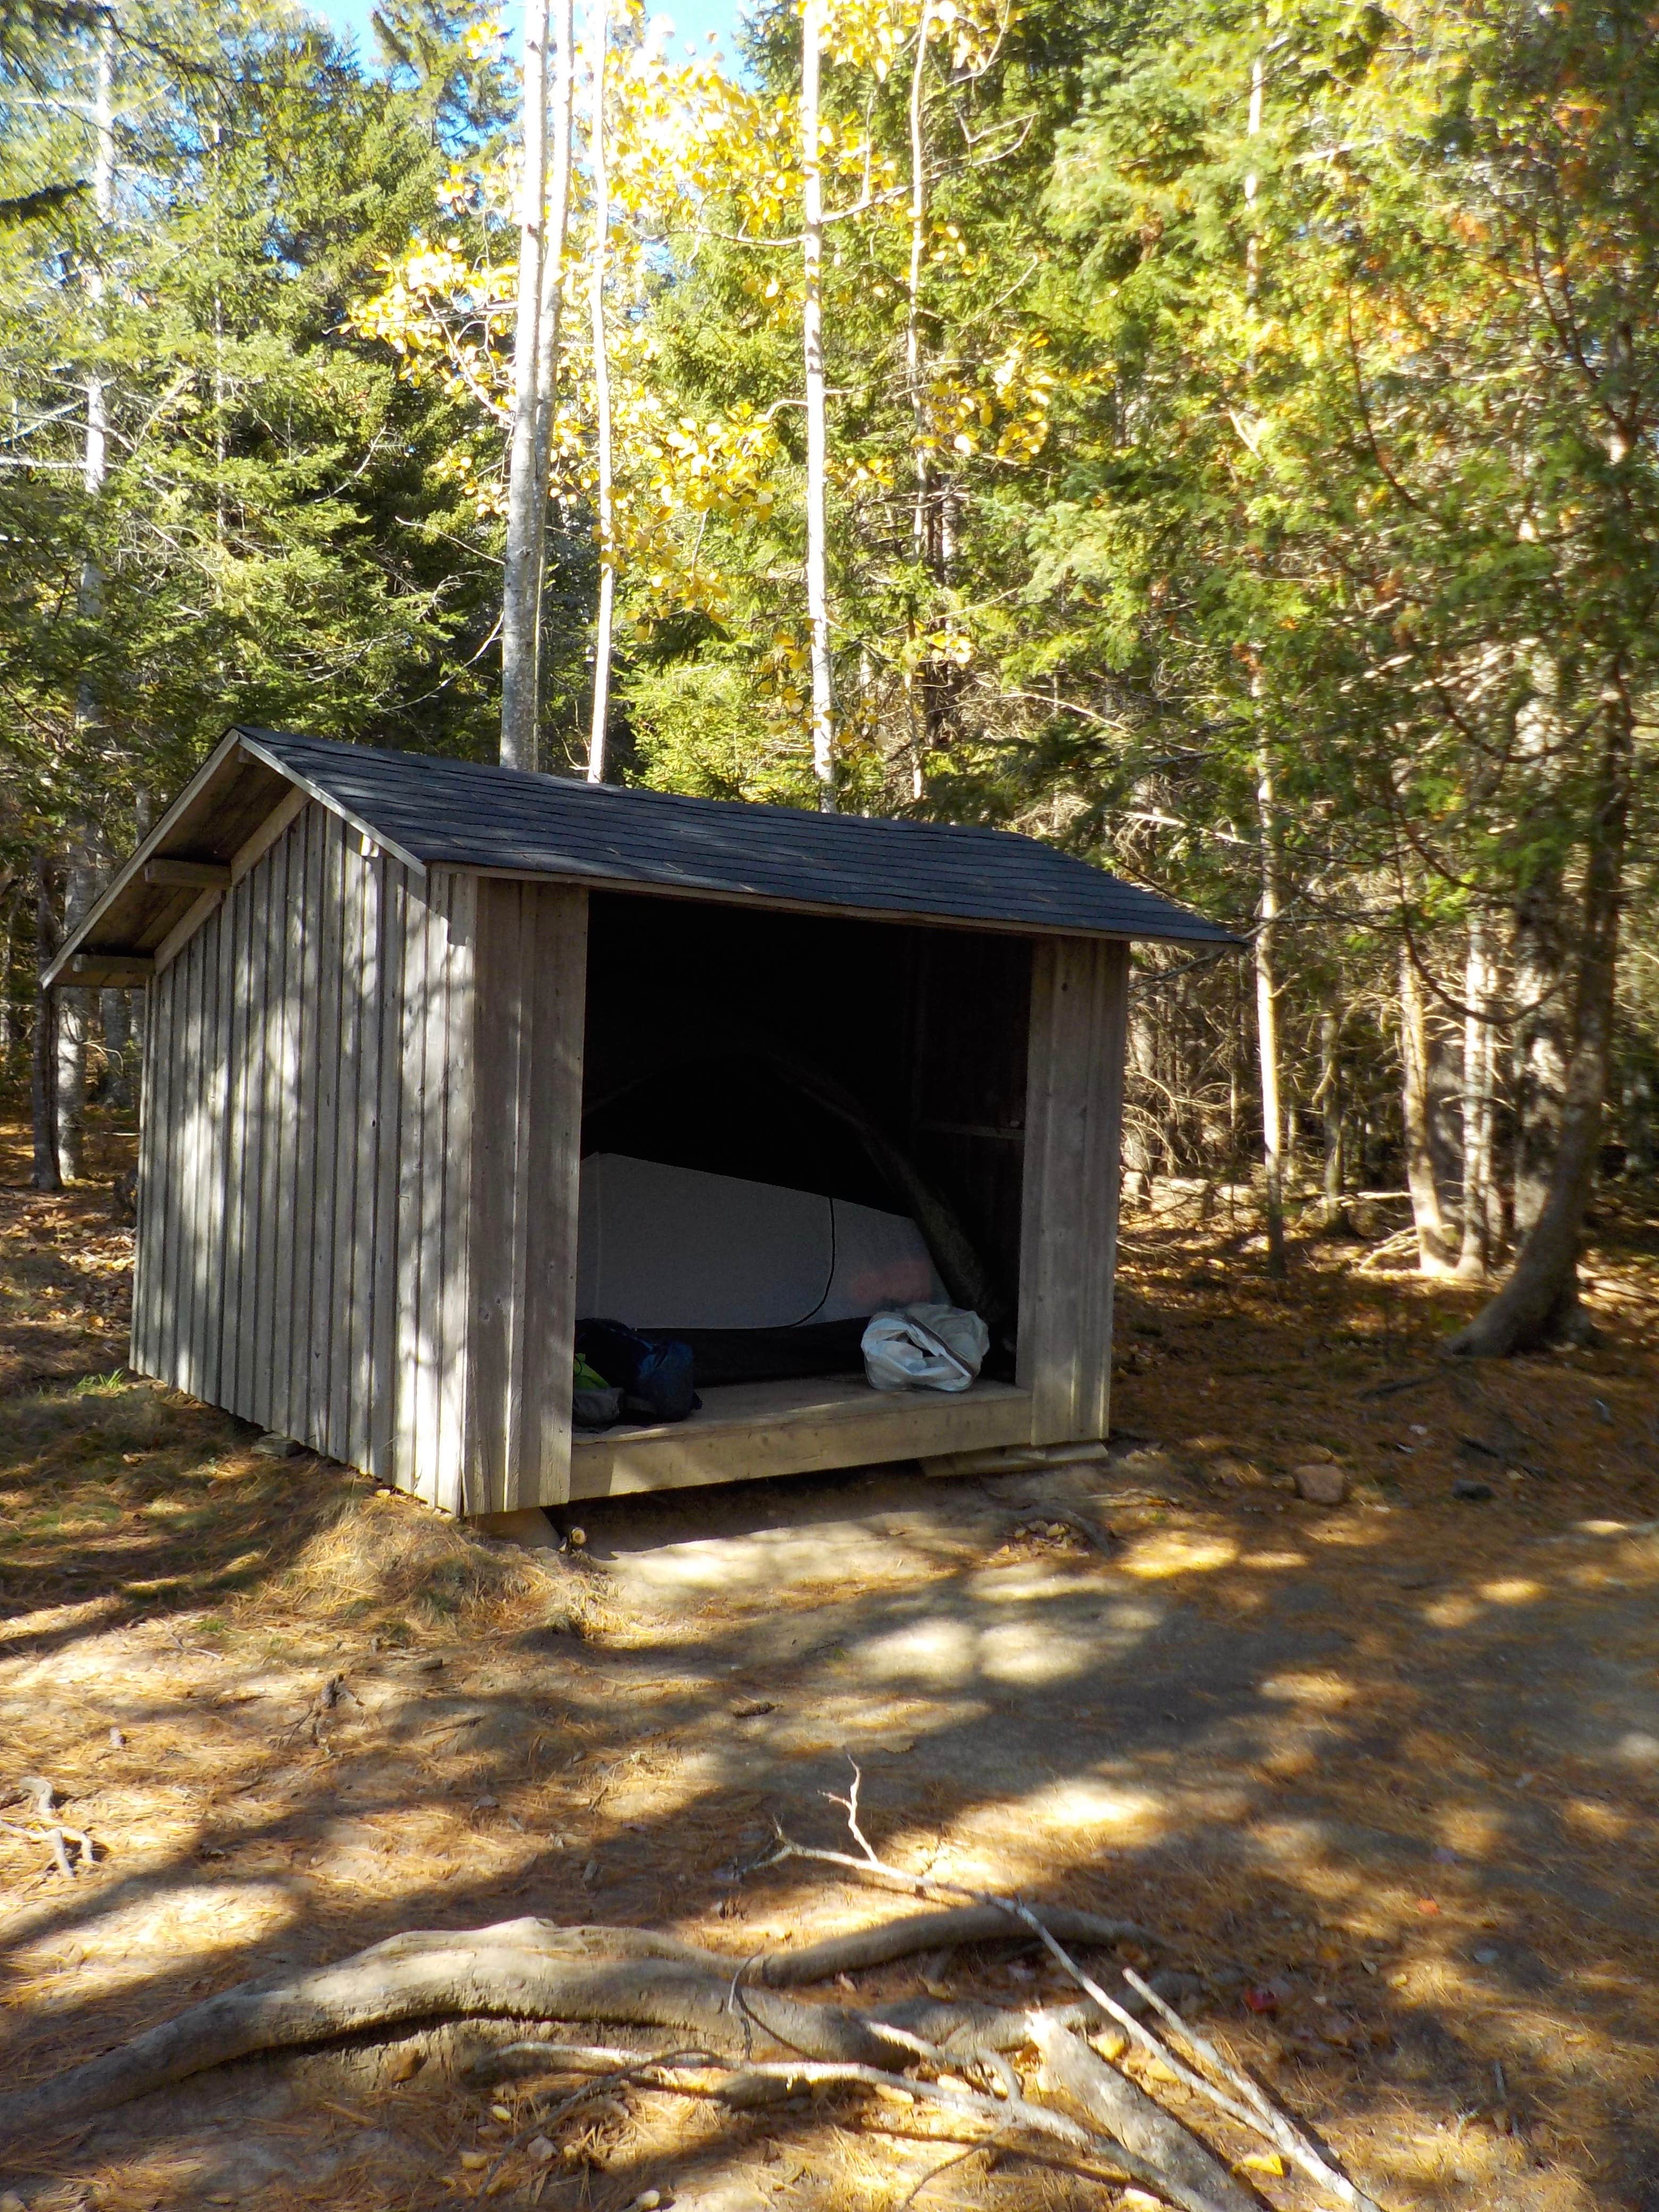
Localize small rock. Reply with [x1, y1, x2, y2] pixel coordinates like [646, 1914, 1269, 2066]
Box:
[1293, 1463, 1350, 1506]
[1452, 1479, 1494, 1502]
[250, 1431, 301, 1459]
[582, 1858, 599, 1883]
[1473, 1946, 1501, 1965]
[108, 1725, 124, 1748]
[730, 1697, 776, 1719]
[527, 2136, 555, 2164]
[1, 2191, 28, 2211]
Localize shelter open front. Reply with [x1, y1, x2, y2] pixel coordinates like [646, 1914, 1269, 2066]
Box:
[570, 892, 1032, 1463]
[53, 730, 1221, 1512]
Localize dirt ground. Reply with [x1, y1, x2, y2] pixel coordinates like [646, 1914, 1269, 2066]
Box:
[2, 1117, 1658, 2212]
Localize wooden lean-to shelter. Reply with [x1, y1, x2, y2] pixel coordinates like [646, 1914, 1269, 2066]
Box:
[51, 730, 1234, 1518]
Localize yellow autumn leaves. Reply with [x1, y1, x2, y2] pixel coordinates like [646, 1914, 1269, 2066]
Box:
[348, 0, 1043, 663]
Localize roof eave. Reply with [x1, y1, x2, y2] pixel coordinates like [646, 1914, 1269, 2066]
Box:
[44, 726, 429, 989]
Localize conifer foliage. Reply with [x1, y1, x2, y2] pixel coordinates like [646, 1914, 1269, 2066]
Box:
[2, 0, 1655, 1346]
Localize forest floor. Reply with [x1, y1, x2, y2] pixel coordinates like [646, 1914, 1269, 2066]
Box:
[1, 1116, 1657, 2212]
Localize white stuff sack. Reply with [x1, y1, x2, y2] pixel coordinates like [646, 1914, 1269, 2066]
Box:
[861, 1303, 990, 1394]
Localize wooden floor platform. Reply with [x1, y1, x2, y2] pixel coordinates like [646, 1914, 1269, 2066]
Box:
[568, 1372, 1035, 1498]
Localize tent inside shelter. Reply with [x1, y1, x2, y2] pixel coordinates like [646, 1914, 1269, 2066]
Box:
[574, 890, 1032, 1403]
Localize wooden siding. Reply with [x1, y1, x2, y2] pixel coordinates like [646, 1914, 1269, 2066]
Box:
[466, 880, 588, 1513]
[1016, 936, 1129, 1446]
[132, 803, 481, 1511]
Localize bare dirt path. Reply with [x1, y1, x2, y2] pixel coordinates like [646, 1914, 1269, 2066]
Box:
[1, 1130, 1656, 2212]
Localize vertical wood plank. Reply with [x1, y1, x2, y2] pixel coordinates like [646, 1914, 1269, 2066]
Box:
[393, 865, 429, 1501]
[515, 884, 587, 1508]
[199, 882, 236, 1409]
[1016, 936, 1128, 1446]
[245, 837, 278, 1432]
[368, 858, 405, 1485]
[267, 817, 305, 1437]
[171, 931, 198, 1395]
[465, 881, 520, 1513]
[129, 969, 155, 1375]
[281, 806, 314, 1439]
[154, 950, 182, 1387]
[188, 914, 220, 1401]
[328, 820, 363, 1464]
[502, 888, 533, 1503]
[220, 862, 254, 1409]
[435, 871, 475, 1513]
[305, 814, 345, 1451]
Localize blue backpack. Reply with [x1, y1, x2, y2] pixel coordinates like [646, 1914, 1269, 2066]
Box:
[575, 1319, 699, 1425]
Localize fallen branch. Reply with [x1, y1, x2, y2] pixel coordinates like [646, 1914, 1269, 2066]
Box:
[755, 1900, 1152, 1985]
[763, 1768, 1386, 2212]
[3, 1777, 94, 1880]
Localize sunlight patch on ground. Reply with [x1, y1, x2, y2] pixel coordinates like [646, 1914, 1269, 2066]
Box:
[21, 1880, 299, 1996]
[1016, 1777, 1166, 1837]
[1259, 1670, 1355, 1708]
[1118, 1531, 1239, 1577]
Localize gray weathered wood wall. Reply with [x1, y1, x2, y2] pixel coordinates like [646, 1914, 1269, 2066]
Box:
[1016, 935, 1128, 1446]
[133, 788, 1125, 1508]
[465, 878, 587, 1512]
[132, 802, 560, 1512]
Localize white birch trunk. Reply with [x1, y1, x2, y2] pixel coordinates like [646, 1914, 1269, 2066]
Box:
[902, 0, 933, 802]
[501, 0, 552, 769]
[1243, 56, 1283, 1272]
[530, 0, 576, 707]
[1254, 742, 1286, 1275]
[801, 0, 835, 809]
[58, 16, 115, 1184]
[585, 0, 616, 784]
[1400, 945, 1455, 1274]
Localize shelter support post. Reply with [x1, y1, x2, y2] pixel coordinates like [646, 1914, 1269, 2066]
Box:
[466, 880, 589, 1513]
[1016, 936, 1128, 1447]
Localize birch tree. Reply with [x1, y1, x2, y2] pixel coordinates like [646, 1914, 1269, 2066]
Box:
[585, 0, 615, 783]
[500, 0, 552, 769]
[800, 0, 835, 809]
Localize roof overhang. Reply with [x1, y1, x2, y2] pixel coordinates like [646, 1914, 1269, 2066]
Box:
[45, 727, 425, 988]
[51, 725, 1242, 987]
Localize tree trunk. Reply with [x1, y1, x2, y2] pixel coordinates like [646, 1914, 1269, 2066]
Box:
[55, 837, 97, 1182]
[1511, 872, 1568, 1239]
[500, 0, 552, 770]
[1455, 913, 1497, 1279]
[1451, 695, 1631, 1355]
[1317, 998, 1343, 1229]
[0, 875, 17, 1063]
[901, 0, 934, 803]
[530, 0, 575, 718]
[1398, 945, 1455, 1273]
[31, 858, 62, 1194]
[101, 985, 132, 1110]
[801, 0, 835, 810]
[1253, 744, 1286, 1275]
[585, 0, 616, 785]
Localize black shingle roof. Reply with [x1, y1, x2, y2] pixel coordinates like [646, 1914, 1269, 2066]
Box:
[239, 729, 1236, 946]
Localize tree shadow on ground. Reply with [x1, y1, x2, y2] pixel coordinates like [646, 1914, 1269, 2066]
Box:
[3, 1186, 1658, 2210]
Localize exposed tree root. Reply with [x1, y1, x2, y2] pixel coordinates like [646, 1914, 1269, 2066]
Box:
[0, 1898, 1385, 2212]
